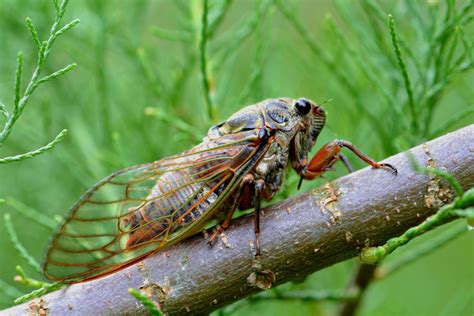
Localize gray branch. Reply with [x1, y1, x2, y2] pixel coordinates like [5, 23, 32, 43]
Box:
[4, 125, 474, 315]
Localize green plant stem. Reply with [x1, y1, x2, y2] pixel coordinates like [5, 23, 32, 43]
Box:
[0, 129, 67, 164]
[199, 0, 216, 122]
[360, 188, 474, 263]
[376, 223, 467, 278]
[207, 0, 233, 39]
[388, 14, 418, 135]
[14, 283, 64, 305]
[3, 214, 41, 273]
[128, 288, 163, 316]
[14, 266, 46, 289]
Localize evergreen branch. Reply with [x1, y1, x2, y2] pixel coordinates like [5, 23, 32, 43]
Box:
[14, 265, 47, 289]
[14, 283, 64, 305]
[0, 129, 68, 164]
[36, 64, 77, 85]
[388, 15, 418, 134]
[376, 223, 467, 278]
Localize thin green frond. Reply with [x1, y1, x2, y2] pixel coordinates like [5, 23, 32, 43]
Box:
[25, 18, 41, 50]
[14, 283, 64, 305]
[3, 214, 41, 273]
[0, 129, 68, 164]
[388, 14, 418, 134]
[128, 288, 163, 316]
[36, 64, 77, 85]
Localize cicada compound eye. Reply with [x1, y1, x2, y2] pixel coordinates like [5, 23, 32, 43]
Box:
[294, 98, 312, 115]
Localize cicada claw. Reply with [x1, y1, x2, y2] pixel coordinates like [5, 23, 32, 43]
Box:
[379, 162, 398, 176]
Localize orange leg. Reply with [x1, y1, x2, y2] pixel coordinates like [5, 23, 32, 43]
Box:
[207, 174, 254, 246]
[207, 207, 237, 246]
[300, 139, 397, 181]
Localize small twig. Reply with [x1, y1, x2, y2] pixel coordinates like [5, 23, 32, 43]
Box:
[376, 223, 468, 278]
[360, 187, 473, 264]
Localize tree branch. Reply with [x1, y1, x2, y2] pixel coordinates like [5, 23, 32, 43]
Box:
[4, 125, 473, 315]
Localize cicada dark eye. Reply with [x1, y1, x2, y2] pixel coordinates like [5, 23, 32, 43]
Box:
[295, 98, 312, 115]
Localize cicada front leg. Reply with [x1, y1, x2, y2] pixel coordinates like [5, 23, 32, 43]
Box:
[299, 139, 397, 183]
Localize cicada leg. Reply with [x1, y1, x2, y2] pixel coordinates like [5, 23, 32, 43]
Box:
[300, 139, 397, 182]
[338, 153, 354, 173]
[207, 208, 237, 246]
[253, 178, 274, 257]
[207, 174, 254, 246]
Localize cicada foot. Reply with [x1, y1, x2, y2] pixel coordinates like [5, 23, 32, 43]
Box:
[300, 139, 398, 182]
[207, 211, 235, 247]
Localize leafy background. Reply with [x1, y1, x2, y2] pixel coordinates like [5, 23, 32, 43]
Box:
[0, 0, 473, 314]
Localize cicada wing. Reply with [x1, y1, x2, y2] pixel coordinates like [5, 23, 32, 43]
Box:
[43, 130, 271, 283]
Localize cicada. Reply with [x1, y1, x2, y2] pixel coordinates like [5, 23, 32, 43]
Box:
[43, 98, 396, 283]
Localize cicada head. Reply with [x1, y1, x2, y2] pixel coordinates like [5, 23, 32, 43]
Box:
[285, 98, 326, 172]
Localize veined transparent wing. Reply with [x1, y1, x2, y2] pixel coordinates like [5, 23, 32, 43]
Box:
[43, 130, 272, 283]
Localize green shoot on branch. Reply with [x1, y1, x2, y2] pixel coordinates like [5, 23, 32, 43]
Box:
[128, 288, 163, 316]
[14, 283, 64, 305]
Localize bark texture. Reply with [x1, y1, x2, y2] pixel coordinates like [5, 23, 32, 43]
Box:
[3, 125, 474, 315]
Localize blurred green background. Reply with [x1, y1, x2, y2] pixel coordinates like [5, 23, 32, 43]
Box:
[0, 0, 473, 314]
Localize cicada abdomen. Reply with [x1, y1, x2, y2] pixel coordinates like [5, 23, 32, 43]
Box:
[122, 168, 221, 248]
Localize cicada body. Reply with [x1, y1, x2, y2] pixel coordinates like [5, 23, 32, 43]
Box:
[43, 98, 395, 283]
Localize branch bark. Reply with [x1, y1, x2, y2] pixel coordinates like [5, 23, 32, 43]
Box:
[4, 125, 474, 315]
